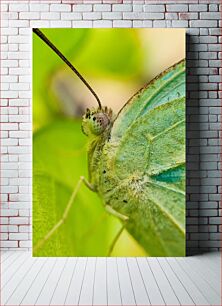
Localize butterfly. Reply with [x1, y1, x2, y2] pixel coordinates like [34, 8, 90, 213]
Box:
[33, 29, 185, 256]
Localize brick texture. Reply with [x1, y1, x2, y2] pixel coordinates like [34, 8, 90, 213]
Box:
[0, 0, 221, 255]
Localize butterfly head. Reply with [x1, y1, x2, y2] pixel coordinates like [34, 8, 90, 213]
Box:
[82, 106, 113, 137]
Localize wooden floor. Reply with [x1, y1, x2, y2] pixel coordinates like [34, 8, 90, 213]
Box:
[1, 251, 220, 306]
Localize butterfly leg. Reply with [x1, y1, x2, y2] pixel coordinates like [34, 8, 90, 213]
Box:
[107, 222, 126, 256]
[81, 176, 96, 192]
[33, 176, 95, 253]
[105, 205, 129, 221]
[105, 205, 129, 256]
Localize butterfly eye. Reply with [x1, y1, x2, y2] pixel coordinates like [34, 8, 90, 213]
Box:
[90, 113, 110, 135]
[82, 110, 110, 137]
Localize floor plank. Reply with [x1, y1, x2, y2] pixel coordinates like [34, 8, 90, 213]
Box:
[117, 258, 136, 305]
[1, 252, 220, 306]
[35, 258, 67, 306]
[0, 251, 14, 263]
[127, 258, 150, 305]
[2, 255, 36, 305]
[136, 257, 165, 305]
[50, 258, 77, 305]
[195, 252, 220, 276]
[93, 257, 107, 305]
[65, 257, 87, 306]
[78, 257, 96, 305]
[188, 256, 220, 294]
[20, 258, 56, 305]
[157, 258, 195, 305]
[106, 258, 122, 306]
[2, 251, 22, 273]
[148, 258, 180, 305]
[4, 257, 45, 305]
[167, 257, 210, 305]
[176, 257, 221, 305]
[1, 252, 28, 289]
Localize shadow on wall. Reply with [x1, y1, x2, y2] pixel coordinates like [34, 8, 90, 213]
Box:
[186, 33, 206, 256]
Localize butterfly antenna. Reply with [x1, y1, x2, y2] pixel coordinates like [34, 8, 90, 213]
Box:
[33, 28, 102, 109]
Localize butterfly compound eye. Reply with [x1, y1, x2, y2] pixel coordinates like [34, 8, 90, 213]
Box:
[82, 110, 110, 136]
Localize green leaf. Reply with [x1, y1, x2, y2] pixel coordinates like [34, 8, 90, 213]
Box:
[74, 29, 144, 78]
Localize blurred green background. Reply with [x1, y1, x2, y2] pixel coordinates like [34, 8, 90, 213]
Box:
[33, 29, 185, 256]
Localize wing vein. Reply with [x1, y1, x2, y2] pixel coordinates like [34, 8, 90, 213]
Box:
[152, 119, 185, 140]
[147, 196, 185, 235]
[148, 179, 185, 196]
[138, 71, 185, 117]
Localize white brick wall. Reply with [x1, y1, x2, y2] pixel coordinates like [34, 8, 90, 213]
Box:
[1, 0, 221, 255]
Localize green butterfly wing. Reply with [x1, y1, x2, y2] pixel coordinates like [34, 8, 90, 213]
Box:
[113, 97, 185, 180]
[107, 60, 186, 256]
[111, 59, 185, 139]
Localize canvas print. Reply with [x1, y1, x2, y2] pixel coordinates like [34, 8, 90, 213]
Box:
[33, 29, 186, 257]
